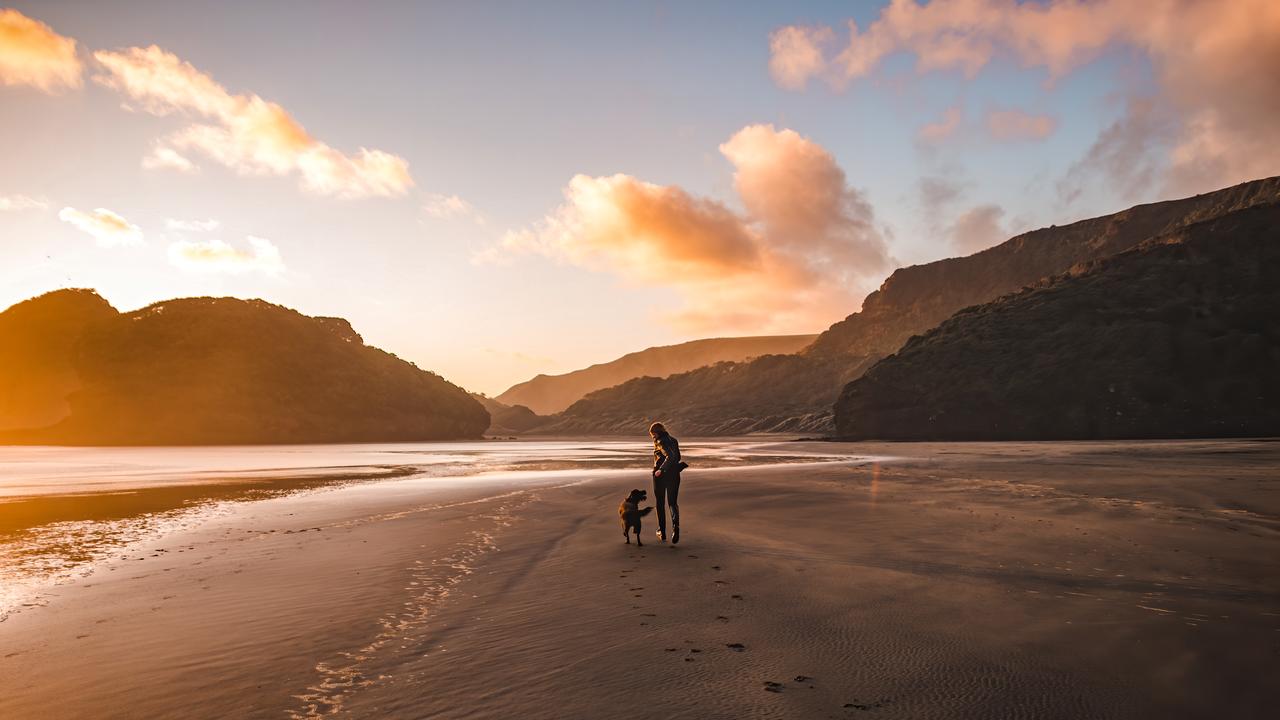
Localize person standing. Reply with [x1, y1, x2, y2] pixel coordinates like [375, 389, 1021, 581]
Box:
[649, 422, 682, 544]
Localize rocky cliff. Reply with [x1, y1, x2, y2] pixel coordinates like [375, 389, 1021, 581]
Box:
[834, 203, 1280, 439]
[541, 177, 1280, 436]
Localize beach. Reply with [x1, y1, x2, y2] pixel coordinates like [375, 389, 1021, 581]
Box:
[1, 439, 1277, 719]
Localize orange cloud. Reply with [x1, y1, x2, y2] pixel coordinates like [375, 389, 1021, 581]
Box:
[0, 9, 81, 92]
[770, 0, 1280, 195]
[918, 105, 962, 143]
[168, 235, 284, 275]
[93, 45, 412, 199]
[768, 25, 834, 90]
[142, 145, 197, 173]
[986, 109, 1057, 140]
[495, 125, 890, 333]
[58, 206, 143, 247]
[949, 204, 1006, 253]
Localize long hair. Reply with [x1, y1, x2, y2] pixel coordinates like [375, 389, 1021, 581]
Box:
[648, 421, 667, 437]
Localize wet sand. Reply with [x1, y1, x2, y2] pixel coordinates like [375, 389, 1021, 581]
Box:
[1, 440, 1277, 719]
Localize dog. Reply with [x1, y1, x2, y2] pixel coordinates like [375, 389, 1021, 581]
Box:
[618, 488, 654, 545]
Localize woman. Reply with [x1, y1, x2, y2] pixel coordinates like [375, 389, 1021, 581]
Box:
[649, 421, 682, 544]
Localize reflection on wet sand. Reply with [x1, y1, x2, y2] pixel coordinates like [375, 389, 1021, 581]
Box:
[0, 440, 862, 620]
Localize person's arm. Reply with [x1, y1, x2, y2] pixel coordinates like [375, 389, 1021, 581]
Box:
[658, 436, 680, 474]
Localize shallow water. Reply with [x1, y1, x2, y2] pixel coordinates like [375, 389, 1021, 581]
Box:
[0, 439, 863, 620]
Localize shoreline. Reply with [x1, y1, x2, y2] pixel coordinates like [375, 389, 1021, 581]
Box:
[2, 440, 1277, 718]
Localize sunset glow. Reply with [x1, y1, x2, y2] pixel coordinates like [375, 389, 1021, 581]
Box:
[1, 4, 1276, 719]
[2, 1, 1277, 395]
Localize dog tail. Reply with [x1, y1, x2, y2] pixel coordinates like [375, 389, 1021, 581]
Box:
[639, 506, 653, 516]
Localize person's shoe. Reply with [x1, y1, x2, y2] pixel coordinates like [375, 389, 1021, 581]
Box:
[671, 528, 680, 545]
[656, 530, 667, 543]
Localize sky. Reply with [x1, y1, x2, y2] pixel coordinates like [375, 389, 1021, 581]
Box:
[2, 1, 1277, 395]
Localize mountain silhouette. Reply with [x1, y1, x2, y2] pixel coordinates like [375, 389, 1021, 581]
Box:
[496, 334, 817, 415]
[0, 291, 489, 445]
[537, 176, 1280, 435]
[835, 202, 1280, 439]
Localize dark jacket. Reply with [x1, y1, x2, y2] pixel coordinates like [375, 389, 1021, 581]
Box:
[653, 432, 681, 476]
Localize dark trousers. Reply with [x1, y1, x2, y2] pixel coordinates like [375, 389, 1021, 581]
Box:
[652, 472, 680, 533]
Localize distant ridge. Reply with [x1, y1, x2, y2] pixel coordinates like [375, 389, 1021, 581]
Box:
[0, 291, 489, 445]
[472, 394, 544, 435]
[496, 334, 817, 415]
[538, 176, 1280, 436]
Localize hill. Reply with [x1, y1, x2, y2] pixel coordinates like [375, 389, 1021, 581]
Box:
[0, 288, 118, 431]
[472, 394, 545, 435]
[496, 334, 816, 415]
[539, 177, 1280, 436]
[0, 291, 489, 445]
[834, 203, 1280, 439]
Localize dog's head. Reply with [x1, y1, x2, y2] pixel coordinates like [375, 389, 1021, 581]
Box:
[625, 488, 647, 504]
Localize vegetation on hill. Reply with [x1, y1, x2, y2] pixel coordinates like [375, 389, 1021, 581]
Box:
[0, 288, 117, 431]
[472, 394, 545, 435]
[835, 203, 1280, 440]
[0, 292, 489, 445]
[496, 334, 817, 415]
[542, 177, 1280, 436]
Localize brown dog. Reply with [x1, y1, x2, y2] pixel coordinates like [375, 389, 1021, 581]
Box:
[619, 488, 654, 545]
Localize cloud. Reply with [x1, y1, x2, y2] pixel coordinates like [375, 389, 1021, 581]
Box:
[493, 124, 890, 333]
[0, 193, 50, 211]
[918, 175, 963, 221]
[986, 109, 1057, 140]
[58, 207, 144, 247]
[168, 235, 284, 275]
[93, 45, 412, 199]
[164, 217, 220, 232]
[948, 204, 1007, 253]
[769, 0, 1280, 196]
[918, 105, 962, 143]
[768, 25, 834, 90]
[0, 9, 81, 92]
[1058, 97, 1175, 205]
[423, 193, 485, 224]
[142, 145, 198, 173]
